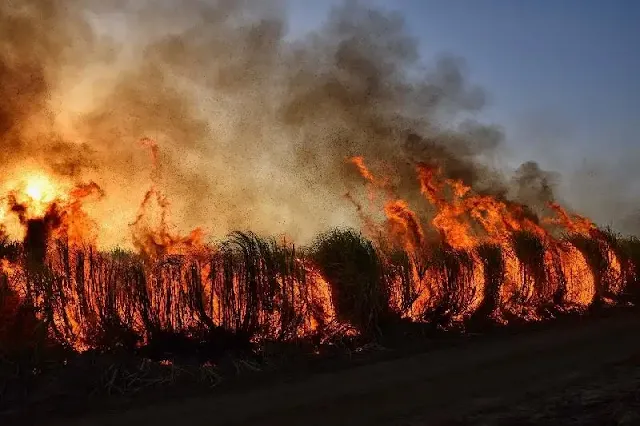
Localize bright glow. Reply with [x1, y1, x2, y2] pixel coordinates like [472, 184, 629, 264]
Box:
[26, 176, 48, 202]
[24, 174, 58, 203]
[12, 172, 65, 217]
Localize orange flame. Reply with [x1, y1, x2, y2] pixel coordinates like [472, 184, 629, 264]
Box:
[0, 147, 632, 354]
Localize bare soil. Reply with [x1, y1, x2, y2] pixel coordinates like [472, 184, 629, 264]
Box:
[39, 311, 640, 426]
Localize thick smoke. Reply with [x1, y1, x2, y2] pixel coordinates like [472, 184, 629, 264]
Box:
[0, 0, 99, 173]
[0, 0, 629, 248]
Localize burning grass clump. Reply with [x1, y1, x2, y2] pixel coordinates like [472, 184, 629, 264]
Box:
[619, 236, 640, 303]
[469, 243, 504, 326]
[569, 234, 614, 309]
[311, 229, 396, 337]
[597, 229, 632, 299]
[422, 242, 477, 328]
[384, 248, 416, 317]
[511, 231, 549, 306]
[213, 231, 311, 341]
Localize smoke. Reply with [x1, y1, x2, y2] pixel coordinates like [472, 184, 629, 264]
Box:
[0, 0, 631, 248]
[510, 108, 640, 237]
[564, 154, 640, 236]
[0, 0, 97, 169]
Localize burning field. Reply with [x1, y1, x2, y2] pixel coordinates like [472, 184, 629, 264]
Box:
[1, 0, 640, 414]
[2, 149, 639, 357]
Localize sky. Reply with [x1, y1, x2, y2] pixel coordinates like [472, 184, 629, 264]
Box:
[287, 0, 640, 173]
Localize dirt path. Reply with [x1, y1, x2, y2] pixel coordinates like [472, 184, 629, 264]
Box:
[54, 313, 640, 426]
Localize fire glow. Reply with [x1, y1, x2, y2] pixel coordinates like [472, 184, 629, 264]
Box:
[0, 144, 634, 354]
[0, 0, 638, 359]
[6, 172, 66, 217]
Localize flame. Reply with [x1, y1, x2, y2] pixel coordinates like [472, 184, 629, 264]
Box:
[25, 174, 55, 204]
[2, 171, 68, 219]
[347, 156, 631, 323]
[0, 147, 634, 355]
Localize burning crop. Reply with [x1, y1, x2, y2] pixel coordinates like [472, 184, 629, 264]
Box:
[0, 0, 639, 368]
[345, 156, 624, 325]
[1, 147, 635, 358]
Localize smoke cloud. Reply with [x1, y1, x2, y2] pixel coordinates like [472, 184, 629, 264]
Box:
[0, 0, 633, 248]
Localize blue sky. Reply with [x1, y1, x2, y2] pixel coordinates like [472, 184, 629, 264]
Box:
[287, 0, 640, 172]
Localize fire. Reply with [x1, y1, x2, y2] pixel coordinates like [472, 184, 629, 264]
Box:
[0, 140, 350, 352]
[0, 145, 635, 356]
[2, 171, 67, 219]
[0, 0, 635, 364]
[348, 156, 631, 323]
[25, 174, 54, 204]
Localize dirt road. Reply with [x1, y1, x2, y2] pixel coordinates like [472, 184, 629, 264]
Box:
[56, 313, 640, 425]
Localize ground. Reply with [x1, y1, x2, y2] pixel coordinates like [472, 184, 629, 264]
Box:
[38, 311, 640, 426]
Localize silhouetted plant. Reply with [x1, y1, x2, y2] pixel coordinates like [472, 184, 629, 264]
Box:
[511, 231, 550, 305]
[470, 243, 504, 323]
[423, 242, 476, 328]
[570, 234, 608, 308]
[312, 229, 394, 337]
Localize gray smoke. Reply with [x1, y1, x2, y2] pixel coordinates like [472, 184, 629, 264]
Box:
[0, 0, 630, 247]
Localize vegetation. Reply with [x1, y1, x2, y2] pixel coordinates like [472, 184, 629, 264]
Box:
[1, 226, 639, 415]
[1, 227, 637, 357]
